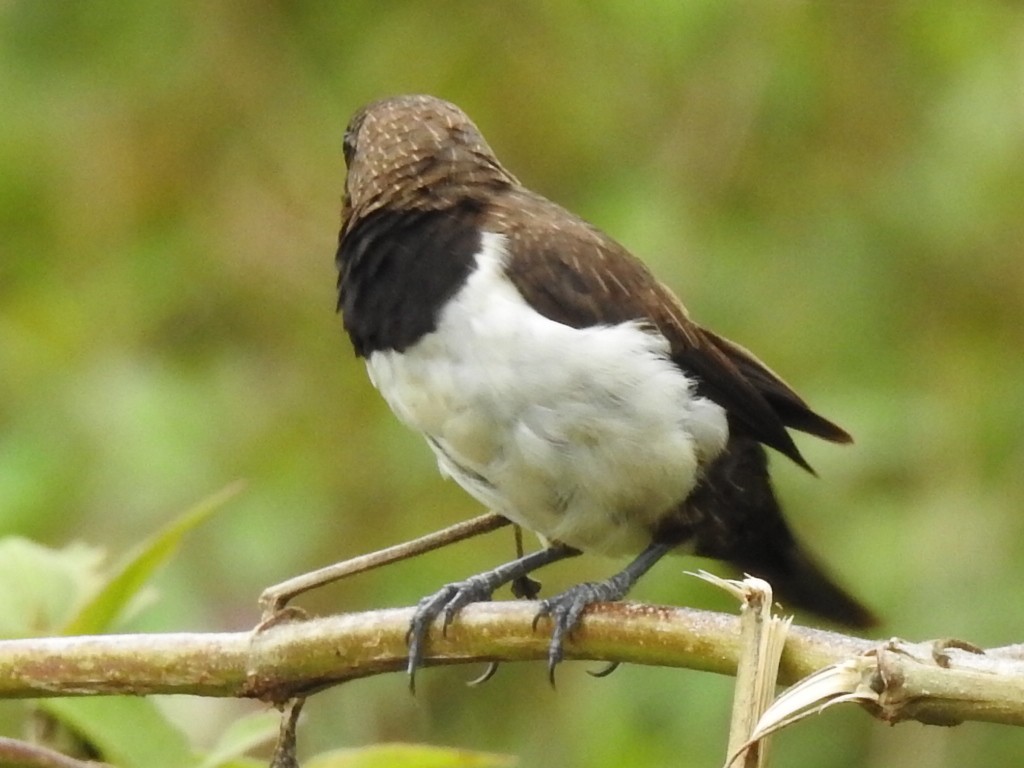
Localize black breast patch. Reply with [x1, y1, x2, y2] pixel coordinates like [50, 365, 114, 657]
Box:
[336, 202, 485, 356]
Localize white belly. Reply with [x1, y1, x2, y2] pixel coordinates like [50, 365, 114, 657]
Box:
[366, 233, 728, 556]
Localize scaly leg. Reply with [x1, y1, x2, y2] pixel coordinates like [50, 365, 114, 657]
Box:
[534, 540, 676, 684]
[407, 543, 580, 690]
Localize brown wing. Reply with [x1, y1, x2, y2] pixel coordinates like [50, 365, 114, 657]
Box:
[491, 189, 849, 472]
[703, 330, 852, 445]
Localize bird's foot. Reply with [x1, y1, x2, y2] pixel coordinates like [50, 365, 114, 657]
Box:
[405, 544, 581, 691]
[406, 573, 499, 691]
[533, 578, 630, 685]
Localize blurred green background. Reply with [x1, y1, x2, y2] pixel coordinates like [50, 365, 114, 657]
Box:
[2, 1, 1023, 766]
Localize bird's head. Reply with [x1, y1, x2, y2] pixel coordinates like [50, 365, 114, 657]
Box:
[340, 94, 516, 230]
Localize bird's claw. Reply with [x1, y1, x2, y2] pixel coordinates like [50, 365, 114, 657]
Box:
[533, 580, 625, 685]
[466, 661, 500, 687]
[406, 576, 497, 692]
[587, 661, 620, 678]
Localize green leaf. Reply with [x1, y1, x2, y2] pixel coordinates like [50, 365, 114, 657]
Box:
[0, 537, 106, 638]
[62, 480, 246, 636]
[193, 709, 281, 768]
[304, 744, 517, 768]
[40, 697, 193, 768]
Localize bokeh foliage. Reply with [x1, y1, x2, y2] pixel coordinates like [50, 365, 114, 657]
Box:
[1, 2, 1023, 766]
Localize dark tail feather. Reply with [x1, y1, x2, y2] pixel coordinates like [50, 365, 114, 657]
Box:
[684, 436, 877, 629]
[734, 540, 878, 629]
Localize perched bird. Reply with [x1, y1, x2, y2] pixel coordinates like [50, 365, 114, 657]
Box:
[335, 94, 876, 681]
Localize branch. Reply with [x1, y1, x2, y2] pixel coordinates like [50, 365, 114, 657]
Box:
[258, 513, 510, 617]
[1, 602, 1022, 729]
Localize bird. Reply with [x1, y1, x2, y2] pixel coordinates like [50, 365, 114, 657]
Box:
[334, 94, 877, 683]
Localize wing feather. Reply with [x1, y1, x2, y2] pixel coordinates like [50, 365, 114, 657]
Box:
[491, 189, 849, 472]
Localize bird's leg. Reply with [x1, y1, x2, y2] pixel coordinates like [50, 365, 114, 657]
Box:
[407, 542, 580, 690]
[533, 539, 676, 683]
